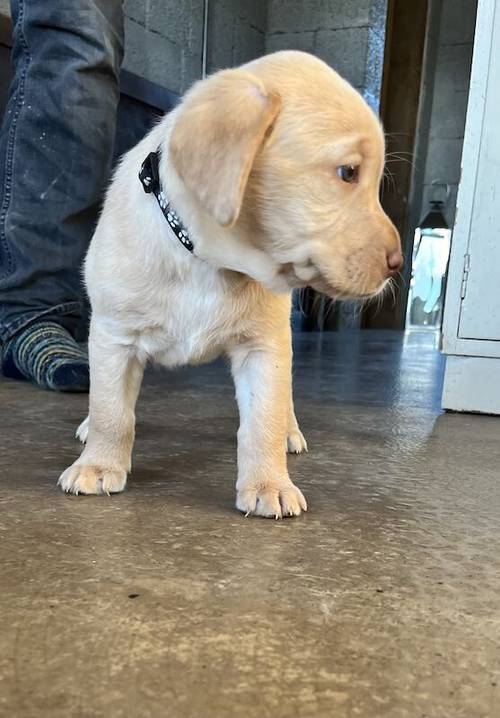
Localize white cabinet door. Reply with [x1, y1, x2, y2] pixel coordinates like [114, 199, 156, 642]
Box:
[458, 0, 500, 342]
[442, 0, 500, 413]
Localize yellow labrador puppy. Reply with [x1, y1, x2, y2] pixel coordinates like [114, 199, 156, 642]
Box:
[59, 51, 402, 518]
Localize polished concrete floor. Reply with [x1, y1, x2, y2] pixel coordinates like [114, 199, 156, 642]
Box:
[1, 330, 499, 718]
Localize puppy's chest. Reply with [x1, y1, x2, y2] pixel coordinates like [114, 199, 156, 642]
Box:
[135, 279, 252, 367]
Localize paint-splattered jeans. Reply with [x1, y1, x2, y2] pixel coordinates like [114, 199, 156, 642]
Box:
[0, 0, 123, 342]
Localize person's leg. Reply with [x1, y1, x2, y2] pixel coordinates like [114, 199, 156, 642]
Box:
[0, 0, 123, 390]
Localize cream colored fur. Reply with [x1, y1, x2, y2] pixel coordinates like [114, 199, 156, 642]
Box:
[58, 51, 401, 519]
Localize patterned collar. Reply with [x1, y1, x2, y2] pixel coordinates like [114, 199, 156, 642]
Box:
[139, 149, 194, 253]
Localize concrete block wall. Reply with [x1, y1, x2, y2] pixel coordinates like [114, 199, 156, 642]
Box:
[123, 0, 387, 112]
[125, 0, 267, 91]
[0, 0, 388, 103]
[419, 0, 477, 226]
[266, 0, 388, 109]
[206, 0, 267, 73]
[123, 0, 205, 95]
[124, 0, 267, 92]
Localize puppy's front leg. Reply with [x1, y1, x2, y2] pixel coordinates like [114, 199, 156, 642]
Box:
[58, 321, 144, 495]
[231, 339, 307, 518]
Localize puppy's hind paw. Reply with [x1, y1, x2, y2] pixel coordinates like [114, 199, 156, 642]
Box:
[58, 463, 127, 496]
[287, 427, 308, 454]
[75, 415, 89, 443]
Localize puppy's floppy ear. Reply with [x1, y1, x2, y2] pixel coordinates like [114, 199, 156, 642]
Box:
[169, 69, 281, 227]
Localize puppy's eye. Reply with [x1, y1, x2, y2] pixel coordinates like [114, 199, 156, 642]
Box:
[336, 165, 359, 184]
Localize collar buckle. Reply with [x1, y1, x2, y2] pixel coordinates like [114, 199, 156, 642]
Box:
[139, 151, 160, 194]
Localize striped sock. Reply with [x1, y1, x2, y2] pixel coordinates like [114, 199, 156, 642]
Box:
[1, 320, 89, 392]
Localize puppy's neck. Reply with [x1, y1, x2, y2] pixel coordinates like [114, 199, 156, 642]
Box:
[150, 113, 290, 294]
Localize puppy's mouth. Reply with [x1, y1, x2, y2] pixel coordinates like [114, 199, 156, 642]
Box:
[278, 261, 387, 300]
[278, 261, 325, 289]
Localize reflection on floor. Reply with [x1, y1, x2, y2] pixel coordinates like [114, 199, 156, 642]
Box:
[1, 330, 499, 718]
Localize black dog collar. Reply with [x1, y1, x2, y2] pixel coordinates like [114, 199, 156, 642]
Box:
[139, 150, 194, 253]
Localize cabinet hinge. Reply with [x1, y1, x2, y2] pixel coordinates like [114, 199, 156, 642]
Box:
[460, 253, 470, 300]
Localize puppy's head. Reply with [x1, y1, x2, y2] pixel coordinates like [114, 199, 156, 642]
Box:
[170, 51, 402, 299]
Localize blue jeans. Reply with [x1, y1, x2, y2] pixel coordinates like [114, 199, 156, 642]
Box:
[0, 0, 123, 342]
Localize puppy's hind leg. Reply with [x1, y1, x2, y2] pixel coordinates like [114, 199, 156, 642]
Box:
[287, 383, 308, 454]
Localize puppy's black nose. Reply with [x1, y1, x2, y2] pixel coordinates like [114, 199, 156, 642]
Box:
[386, 250, 404, 276]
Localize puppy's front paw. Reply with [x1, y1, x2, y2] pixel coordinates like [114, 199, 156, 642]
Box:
[58, 463, 127, 495]
[287, 427, 308, 454]
[236, 479, 307, 519]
